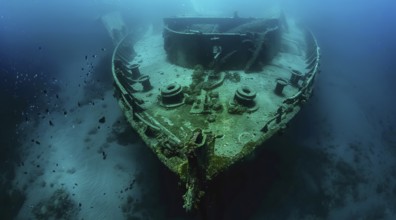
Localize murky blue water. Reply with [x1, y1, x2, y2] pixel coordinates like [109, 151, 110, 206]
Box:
[1, 1, 395, 219]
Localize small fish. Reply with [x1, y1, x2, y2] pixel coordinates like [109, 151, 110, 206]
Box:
[49, 120, 54, 126]
[99, 116, 105, 123]
[35, 140, 41, 145]
[85, 55, 88, 60]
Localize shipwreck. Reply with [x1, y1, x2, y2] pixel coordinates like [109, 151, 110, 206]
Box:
[104, 9, 320, 211]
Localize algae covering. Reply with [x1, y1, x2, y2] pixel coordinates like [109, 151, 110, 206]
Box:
[111, 11, 320, 211]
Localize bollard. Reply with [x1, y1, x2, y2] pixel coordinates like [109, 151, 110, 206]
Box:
[130, 64, 141, 79]
[138, 75, 152, 92]
[290, 70, 303, 87]
[274, 78, 288, 95]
